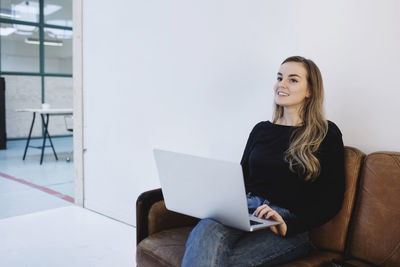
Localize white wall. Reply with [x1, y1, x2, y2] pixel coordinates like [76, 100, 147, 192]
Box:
[81, 0, 400, 225]
[4, 75, 42, 138]
[3, 75, 73, 138]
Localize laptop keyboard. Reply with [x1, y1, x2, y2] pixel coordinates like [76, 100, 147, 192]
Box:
[250, 220, 262, 226]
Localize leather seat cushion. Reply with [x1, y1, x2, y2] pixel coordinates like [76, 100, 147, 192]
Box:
[137, 226, 343, 267]
[137, 226, 193, 267]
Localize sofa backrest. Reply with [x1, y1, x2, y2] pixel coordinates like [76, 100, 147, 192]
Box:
[346, 152, 400, 266]
[310, 146, 365, 252]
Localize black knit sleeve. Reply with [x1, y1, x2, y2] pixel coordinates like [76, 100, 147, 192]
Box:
[240, 122, 265, 181]
[284, 121, 345, 237]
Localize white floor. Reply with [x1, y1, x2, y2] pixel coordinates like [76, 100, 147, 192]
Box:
[0, 138, 74, 197]
[0, 139, 137, 266]
[0, 206, 136, 267]
[0, 138, 74, 219]
[0, 177, 71, 219]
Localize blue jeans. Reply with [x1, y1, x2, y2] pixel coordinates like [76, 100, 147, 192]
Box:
[181, 194, 309, 267]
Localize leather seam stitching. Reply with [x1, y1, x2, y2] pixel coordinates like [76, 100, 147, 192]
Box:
[379, 238, 400, 265]
[389, 154, 400, 169]
[340, 152, 362, 251]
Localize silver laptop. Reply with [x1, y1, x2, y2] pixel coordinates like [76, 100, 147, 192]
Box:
[153, 149, 281, 232]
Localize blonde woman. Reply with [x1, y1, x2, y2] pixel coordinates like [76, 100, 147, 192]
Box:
[181, 56, 345, 266]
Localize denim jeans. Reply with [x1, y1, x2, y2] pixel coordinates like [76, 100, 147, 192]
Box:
[181, 194, 309, 267]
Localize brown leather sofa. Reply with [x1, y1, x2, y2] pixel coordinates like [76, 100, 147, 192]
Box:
[136, 147, 400, 266]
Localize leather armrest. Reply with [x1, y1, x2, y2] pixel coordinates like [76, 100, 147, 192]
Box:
[136, 188, 199, 244]
[136, 188, 164, 244]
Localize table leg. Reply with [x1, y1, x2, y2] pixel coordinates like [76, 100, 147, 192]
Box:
[39, 114, 59, 164]
[23, 112, 36, 160]
[39, 114, 48, 164]
[42, 114, 58, 161]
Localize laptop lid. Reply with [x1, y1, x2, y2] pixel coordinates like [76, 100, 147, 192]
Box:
[153, 149, 280, 231]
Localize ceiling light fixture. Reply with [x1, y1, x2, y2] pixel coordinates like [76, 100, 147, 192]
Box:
[0, 8, 20, 19]
[12, 1, 61, 16]
[45, 28, 72, 39]
[25, 37, 63, 47]
[0, 27, 17, 36]
[0, 12, 20, 19]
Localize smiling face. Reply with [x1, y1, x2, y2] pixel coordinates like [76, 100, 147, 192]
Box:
[274, 62, 310, 112]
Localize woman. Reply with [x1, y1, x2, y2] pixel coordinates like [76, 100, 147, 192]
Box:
[181, 56, 345, 267]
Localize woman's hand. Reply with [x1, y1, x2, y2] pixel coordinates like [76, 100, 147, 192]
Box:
[253, 204, 287, 236]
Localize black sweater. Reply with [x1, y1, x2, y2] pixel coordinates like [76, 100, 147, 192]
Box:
[240, 121, 345, 236]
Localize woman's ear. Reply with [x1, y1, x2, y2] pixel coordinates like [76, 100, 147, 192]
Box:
[305, 89, 311, 98]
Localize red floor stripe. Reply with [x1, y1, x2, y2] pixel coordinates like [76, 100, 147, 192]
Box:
[0, 171, 74, 203]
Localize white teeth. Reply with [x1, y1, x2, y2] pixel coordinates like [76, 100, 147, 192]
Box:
[278, 92, 289, 96]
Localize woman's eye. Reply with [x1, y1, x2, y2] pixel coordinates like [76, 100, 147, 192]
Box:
[277, 77, 282, 81]
[290, 79, 298, 83]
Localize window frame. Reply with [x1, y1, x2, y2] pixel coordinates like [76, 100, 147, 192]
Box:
[0, 0, 73, 139]
[0, 0, 73, 104]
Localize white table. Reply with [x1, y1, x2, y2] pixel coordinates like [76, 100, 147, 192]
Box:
[17, 108, 73, 164]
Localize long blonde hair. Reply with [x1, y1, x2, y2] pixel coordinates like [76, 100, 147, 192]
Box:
[273, 56, 328, 181]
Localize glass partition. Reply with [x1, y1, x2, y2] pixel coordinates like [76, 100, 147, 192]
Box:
[44, 76, 73, 135]
[44, 0, 72, 27]
[1, 23, 40, 72]
[44, 27, 72, 73]
[1, 0, 72, 138]
[3, 75, 42, 138]
[0, 0, 40, 22]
